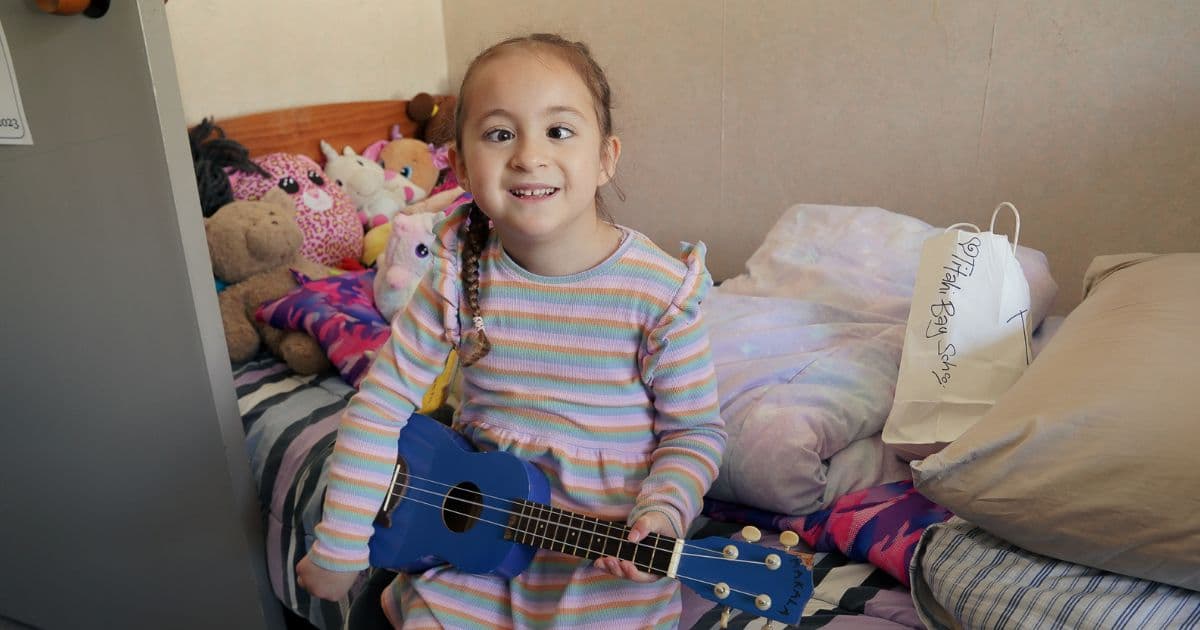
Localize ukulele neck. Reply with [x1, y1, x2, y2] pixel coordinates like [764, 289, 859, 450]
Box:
[503, 499, 682, 578]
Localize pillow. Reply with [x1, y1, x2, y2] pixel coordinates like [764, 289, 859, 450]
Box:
[704, 290, 912, 516]
[256, 269, 390, 388]
[912, 253, 1200, 591]
[719, 204, 1058, 329]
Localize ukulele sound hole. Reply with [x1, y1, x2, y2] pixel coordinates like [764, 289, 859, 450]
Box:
[442, 482, 483, 533]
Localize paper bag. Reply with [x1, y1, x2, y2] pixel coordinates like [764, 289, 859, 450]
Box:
[883, 203, 1033, 461]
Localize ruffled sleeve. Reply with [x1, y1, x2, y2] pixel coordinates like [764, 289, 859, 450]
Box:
[308, 207, 468, 571]
[630, 241, 726, 537]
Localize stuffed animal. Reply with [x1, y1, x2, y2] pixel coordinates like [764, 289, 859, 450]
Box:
[407, 92, 457, 147]
[321, 140, 427, 229]
[362, 126, 440, 196]
[228, 152, 363, 267]
[188, 118, 269, 218]
[373, 211, 440, 322]
[206, 187, 331, 374]
[361, 185, 468, 267]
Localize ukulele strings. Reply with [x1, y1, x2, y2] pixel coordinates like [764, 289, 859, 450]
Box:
[394, 471, 769, 566]
[390, 488, 765, 601]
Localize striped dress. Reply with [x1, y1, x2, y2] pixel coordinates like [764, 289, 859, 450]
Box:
[310, 206, 727, 629]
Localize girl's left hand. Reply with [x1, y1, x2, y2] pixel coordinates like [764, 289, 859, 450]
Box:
[594, 511, 674, 583]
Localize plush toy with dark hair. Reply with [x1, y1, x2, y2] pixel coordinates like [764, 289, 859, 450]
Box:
[188, 117, 268, 218]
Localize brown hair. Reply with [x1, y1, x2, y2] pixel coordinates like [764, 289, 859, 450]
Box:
[454, 34, 619, 367]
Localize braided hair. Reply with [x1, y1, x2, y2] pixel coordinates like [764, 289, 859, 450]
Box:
[458, 202, 493, 366]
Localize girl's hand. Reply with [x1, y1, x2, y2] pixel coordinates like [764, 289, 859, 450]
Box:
[594, 511, 674, 583]
[296, 553, 360, 601]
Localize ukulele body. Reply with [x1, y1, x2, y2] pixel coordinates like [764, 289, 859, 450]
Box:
[368, 413, 549, 578]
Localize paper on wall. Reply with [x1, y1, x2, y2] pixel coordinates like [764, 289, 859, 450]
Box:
[0, 19, 32, 145]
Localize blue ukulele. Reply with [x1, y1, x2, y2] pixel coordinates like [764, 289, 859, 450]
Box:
[367, 414, 813, 625]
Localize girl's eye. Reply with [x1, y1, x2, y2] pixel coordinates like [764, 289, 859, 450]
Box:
[278, 177, 300, 194]
[484, 129, 514, 142]
[547, 126, 574, 140]
[400, 166, 413, 178]
[415, 243, 430, 258]
[307, 170, 325, 186]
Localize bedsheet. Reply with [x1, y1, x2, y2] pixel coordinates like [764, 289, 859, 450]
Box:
[236, 355, 360, 629]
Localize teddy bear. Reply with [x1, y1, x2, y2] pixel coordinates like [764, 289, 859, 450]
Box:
[320, 140, 427, 228]
[407, 92, 457, 147]
[207, 187, 332, 375]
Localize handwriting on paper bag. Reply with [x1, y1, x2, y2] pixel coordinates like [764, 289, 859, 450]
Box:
[924, 234, 981, 387]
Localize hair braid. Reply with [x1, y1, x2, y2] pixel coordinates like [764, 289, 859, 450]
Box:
[459, 203, 492, 366]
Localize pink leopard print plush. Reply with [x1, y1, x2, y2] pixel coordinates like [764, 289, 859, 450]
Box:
[228, 153, 363, 266]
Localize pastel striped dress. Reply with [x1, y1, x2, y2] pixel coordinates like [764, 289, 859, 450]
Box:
[310, 206, 726, 629]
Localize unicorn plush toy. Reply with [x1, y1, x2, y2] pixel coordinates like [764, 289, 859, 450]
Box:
[320, 140, 427, 228]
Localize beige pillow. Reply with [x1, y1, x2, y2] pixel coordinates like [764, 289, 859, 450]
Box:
[912, 253, 1200, 592]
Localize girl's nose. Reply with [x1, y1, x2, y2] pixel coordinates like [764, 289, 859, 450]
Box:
[510, 137, 548, 170]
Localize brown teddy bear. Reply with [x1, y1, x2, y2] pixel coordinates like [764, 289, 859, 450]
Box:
[207, 187, 331, 374]
[407, 92, 457, 147]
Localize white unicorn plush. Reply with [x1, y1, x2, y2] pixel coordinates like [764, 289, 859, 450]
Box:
[320, 140, 427, 228]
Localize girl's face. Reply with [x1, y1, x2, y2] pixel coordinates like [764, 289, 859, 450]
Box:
[452, 48, 620, 250]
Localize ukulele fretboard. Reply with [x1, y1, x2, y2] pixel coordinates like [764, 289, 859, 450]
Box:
[504, 499, 676, 576]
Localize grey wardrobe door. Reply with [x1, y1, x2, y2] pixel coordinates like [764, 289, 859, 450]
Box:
[0, 2, 279, 628]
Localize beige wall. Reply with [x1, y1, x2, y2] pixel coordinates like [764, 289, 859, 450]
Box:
[444, 1, 1199, 313]
[166, 0, 449, 123]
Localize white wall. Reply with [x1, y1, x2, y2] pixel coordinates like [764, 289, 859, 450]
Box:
[165, 0, 449, 123]
[445, 1, 1200, 314]
[164, 1, 1199, 314]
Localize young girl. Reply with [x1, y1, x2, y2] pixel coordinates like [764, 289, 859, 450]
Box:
[297, 33, 726, 629]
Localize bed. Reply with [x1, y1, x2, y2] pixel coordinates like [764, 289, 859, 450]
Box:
[207, 100, 1199, 629]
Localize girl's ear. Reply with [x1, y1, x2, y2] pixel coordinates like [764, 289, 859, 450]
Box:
[598, 135, 622, 187]
[450, 146, 470, 193]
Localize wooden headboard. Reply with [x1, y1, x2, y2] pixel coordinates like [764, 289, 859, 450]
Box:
[211, 100, 422, 162]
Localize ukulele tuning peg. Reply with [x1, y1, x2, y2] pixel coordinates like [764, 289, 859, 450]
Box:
[779, 530, 800, 551]
[718, 606, 733, 628]
[754, 593, 773, 611]
[741, 525, 762, 543]
[713, 582, 730, 599]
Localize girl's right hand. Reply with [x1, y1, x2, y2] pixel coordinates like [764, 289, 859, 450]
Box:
[296, 553, 360, 601]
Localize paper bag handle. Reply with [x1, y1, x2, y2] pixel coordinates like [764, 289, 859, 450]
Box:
[944, 222, 981, 233]
[989, 202, 1021, 251]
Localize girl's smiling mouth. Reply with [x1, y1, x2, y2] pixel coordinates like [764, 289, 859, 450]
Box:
[509, 186, 560, 200]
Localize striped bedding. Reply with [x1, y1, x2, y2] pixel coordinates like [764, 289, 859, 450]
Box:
[235, 354, 921, 629]
[911, 518, 1200, 630]
[236, 354, 359, 629]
